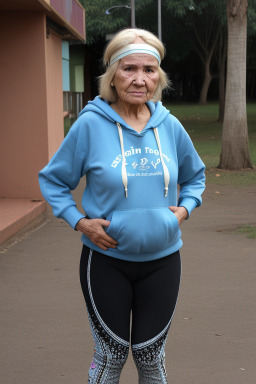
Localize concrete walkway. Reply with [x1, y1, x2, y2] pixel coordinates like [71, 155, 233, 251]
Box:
[1, 182, 255, 384]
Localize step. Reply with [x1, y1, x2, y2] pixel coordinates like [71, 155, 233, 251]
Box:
[0, 198, 46, 244]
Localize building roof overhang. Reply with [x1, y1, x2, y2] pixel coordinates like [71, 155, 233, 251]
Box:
[0, 0, 86, 42]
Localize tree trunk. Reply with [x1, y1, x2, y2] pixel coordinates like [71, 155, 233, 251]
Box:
[219, 0, 253, 170]
[199, 58, 213, 105]
[198, 26, 220, 105]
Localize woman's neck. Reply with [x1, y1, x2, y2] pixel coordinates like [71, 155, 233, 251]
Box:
[111, 101, 151, 132]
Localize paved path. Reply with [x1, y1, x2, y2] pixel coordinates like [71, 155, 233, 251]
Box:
[1, 183, 255, 384]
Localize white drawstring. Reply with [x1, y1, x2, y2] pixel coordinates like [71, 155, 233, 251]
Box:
[117, 122, 128, 198]
[154, 127, 170, 197]
[116, 123, 170, 198]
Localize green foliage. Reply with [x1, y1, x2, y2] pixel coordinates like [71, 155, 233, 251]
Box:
[79, 0, 128, 45]
[164, 0, 226, 22]
[79, 0, 157, 45]
[163, 0, 256, 41]
[77, 0, 256, 101]
[248, 2, 256, 36]
[164, 0, 194, 17]
[164, 0, 225, 52]
[79, 0, 256, 56]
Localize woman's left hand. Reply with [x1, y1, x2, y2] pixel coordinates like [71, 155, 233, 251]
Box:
[169, 206, 188, 226]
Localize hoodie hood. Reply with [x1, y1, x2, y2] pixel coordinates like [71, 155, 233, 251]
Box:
[78, 96, 170, 134]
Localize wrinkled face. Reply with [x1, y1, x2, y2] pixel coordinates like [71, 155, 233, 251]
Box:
[112, 53, 160, 106]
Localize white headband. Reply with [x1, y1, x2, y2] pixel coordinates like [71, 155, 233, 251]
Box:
[109, 44, 161, 66]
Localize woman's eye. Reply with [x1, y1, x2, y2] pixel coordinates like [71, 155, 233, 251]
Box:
[145, 68, 153, 73]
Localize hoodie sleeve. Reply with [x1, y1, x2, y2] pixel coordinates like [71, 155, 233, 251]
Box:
[38, 124, 88, 229]
[175, 121, 206, 217]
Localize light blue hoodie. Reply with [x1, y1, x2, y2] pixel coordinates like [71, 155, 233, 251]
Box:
[39, 96, 205, 262]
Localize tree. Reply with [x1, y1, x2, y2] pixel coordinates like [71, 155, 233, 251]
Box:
[165, 0, 225, 104]
[78, 0, 128, 44]
[218, 0, 253, 170]
[80, 0, 256, 104]
[80, 0, 155, 45]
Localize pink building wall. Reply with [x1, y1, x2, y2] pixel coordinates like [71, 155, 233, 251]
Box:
[0, 11, 64, 200]
[45, 31, 64, 159]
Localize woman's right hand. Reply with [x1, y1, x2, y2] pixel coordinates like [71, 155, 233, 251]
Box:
[75, 218, 118, 251]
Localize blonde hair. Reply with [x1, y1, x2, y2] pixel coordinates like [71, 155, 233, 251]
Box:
[98, 28, 170, 102]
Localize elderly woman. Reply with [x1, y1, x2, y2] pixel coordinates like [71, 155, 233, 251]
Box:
[39, 28, 205, 384]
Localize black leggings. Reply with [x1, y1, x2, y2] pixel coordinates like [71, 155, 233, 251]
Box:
[79, 245, 181, 384]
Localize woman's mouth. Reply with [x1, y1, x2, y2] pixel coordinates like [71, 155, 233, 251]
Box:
[129, 91, 146, 96]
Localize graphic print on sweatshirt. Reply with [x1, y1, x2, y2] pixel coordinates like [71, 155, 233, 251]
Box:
[111, 144, 170, 178]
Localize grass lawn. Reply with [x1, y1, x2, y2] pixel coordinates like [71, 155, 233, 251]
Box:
[165, 102, 256, 186]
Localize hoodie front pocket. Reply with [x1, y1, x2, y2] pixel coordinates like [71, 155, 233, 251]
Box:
[106, 208, 180, 254]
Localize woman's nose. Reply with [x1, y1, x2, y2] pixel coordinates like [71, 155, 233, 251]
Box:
[133, 71, 145, 85]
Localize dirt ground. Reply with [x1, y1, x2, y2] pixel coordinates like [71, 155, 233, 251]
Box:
[0, 182, 255, 384]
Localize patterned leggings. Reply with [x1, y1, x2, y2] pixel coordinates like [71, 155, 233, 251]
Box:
[79, 245, 181, 384]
